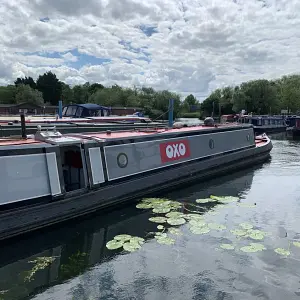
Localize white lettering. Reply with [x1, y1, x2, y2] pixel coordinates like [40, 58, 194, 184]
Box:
[165, 143, 187, 158]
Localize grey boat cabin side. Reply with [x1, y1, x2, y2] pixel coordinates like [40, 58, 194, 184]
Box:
[0, 123, 272, 241]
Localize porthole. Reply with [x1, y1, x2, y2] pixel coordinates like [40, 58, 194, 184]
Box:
[246, 134, 250, 141]
[209, 139, 214, 149]
[117, 153, 128, 168]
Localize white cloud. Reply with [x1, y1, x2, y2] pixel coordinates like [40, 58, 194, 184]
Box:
[0, 0, 300, 99]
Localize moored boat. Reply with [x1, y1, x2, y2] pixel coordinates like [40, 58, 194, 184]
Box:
[0, 123, 272, 241]
[286, 116, 300, 140]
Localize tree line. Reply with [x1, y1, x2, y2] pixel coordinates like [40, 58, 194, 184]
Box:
[0, 71, 299, 118]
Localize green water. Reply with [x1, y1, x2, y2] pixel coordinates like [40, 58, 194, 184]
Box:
[1, 137, 300, 300]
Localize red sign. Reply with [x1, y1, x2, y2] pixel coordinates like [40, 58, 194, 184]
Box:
[159, 139, 191, 163]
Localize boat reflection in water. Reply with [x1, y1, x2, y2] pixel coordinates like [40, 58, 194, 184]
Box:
[0, 167, 260, 300]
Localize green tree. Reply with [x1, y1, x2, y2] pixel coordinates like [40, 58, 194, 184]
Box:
[15, 84, 44, 105]
[14, 76, 36, 89]
[36, 71, 62, 105]
[61, 83, 74, 104]
[0, 85, 17, 104]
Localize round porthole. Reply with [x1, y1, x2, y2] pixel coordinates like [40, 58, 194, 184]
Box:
[209, 139, 214, 149]
[246, 134, 250, 141]
[117, 153, 128, 168]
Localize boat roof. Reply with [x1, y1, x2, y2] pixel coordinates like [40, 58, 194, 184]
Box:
[63, 103, 110, 110]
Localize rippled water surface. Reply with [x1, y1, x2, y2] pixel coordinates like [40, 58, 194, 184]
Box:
[1, 137, 300, 300]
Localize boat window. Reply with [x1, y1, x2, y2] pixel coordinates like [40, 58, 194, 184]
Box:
[65, 106, 77, 116]
[60, 145, 86, 192]
[62, 107, 67, 116]
[75, 107, 83, 117]
[264, 119, 268, 125]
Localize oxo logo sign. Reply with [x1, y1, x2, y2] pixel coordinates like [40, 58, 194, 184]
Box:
[159, 139, 191, 163]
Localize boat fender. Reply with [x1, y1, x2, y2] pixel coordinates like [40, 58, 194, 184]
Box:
[106, 130, 111, 135]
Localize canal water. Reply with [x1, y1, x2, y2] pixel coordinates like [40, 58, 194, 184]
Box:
[1, 136, 300, 300]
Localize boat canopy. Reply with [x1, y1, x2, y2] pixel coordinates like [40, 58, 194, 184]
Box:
[62, 103, 112, 118]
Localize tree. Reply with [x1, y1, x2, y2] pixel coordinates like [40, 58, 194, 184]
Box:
[14, 76, 36, 89]
[36, 71, 62, 105]
[15, 84, 44, 105]
[0, 85, 17, 104]
[61, 83, 74, 104]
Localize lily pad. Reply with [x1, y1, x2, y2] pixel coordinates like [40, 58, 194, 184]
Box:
[114, 234, 132, 242]
[184, 214, 204, 220]
[149, 217, 167, 224]
[136, 203, 153, 209]
[230, 229, 248, 237]
[220, 243, 235, 250]
[240, 223, 254, 230]
[196, 198, 216, 204]
[247, 230, 266, 240]
[142, 198, 170, 204]
[210, 195, 239, 203]
[106, 240, 124, 250]
[129, 237, 145, 245]
[208, 223, 226, 231]
[166, 212, 185, 218]
[168, 228, 182, 235]
[189, 219, 207, 227]
[156, 236, 175, 245]
[274, 248, 290, 256]
[190, 226, 210, 235]
[157, 225, 164, 230]
[241, 243, 266, 253]
[152, 207, 171, 214]
[167, 217, 186, 226]
[168, 201, 182, 209]
[293, 241, 300, 248]
[123, 242, 141, 252]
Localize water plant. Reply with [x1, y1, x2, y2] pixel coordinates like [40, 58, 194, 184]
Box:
[240, 243, 266, 253]
[274, 248, 290, 256]
[106, 235, 145, 252]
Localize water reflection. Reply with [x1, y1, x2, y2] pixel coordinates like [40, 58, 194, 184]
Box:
[0, 168, 259, 300]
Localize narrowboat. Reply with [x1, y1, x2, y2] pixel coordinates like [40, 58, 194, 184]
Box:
[236, 115, 286, 134]
[286, 116, 300, 140]
[0, 123, 272, 241]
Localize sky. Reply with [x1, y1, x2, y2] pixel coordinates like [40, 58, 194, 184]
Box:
[0, 0, 299, 100]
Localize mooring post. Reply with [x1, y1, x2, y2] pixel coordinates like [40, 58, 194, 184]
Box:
[58, 100, 63, 119]
[20, 113, 26, 139]
[168, 98, 174, 128]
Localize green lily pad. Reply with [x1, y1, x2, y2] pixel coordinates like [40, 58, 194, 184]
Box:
[274, 248, 290, 256]
[114, 234, 132, 242]
[220, 243, 235, 250]
[166, 212, 185, 218]
[129, 237, 145, 245]
[247, 230, 266, 240]
[208, 223, 226, 231]
[156, 236, 175, 245]
[293, 241, 300, 248]
[149, 217, 167, 223]
[241, 243, 266, 253]
[168, 201, 182, 209]
[210, 195, 239, 203]
[155, 232, 167, 238]
[190, 226, 210, 234]
[153, 207, 171, 214]
[189, 219, 207, 227]
[168, 228, 182, 235]
[106, 240, 124, 250]
[157, 225, 164, 230]
[136, 203, 153, 209]
[240, 223, 254, 230]
[196, 198, 216, 204]
[167, 217, 186, 226]
[230, 229, 248, 237]
[123, 242, 141, 252]
[184, 214, 204, 220]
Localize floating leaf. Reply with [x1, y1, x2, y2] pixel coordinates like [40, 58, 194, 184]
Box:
[142, 198, 170, 204]
[114, 234, 132, 242]
[247, 230, 266, 240]
[241, 243, 266, 253]
[106, 240, 124, 250]
[149, 217, 167, 223]
[230, 229, 248, 237]
[166, 212, 185, 218]
[220, 244, 235, 250]
[189, 219, 207, 227]
[167, 217, 186, 226]
[293, 241, 300, 248]
[156, 236, 175, 245]
[196, 198, 216, 204]
[153, 207, 171, 214]
[123, 242, 141, 252]
[208, 223, 226, 231]
[129, 237, 145, 245]
[274, 248, 290, 256]
[190, 226, 210, 235]
[210, 195, 239, 203]
[184, 214, 204, 220]
[157, 225, 164, 230]
[240, 223, 254, 230]
[136, 203, 153, 209]
[237, 203, 256, 208]
[168, 201, 182, 209]
[155, 232, 167, 238]
[168, 228, 182, 235]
